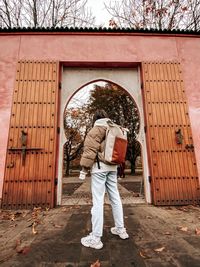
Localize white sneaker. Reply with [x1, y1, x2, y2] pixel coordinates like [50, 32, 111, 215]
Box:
[111, 227, 129, 239]
[81, 233, 103, 249]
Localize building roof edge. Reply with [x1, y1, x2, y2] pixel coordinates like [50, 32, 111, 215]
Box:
[0, 26, 199, 35]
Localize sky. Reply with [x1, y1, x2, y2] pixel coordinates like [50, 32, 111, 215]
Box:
[86, 0, 112, 27]
[68, 0, 118, 108]
[67, 81, 107, 108]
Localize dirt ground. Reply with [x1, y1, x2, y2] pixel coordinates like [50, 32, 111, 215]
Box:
[0, 203, 200, 267]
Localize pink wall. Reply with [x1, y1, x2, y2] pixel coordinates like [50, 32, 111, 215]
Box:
[0, 32, 200, 197]
[0, 35, 21, 197]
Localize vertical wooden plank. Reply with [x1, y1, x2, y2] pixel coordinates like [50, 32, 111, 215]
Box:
[172, 63, 191, 204]
[18, 61, 29, 209]
[166, 63, 178, 204]
[175, 63, 200, 203]
[51, 62, 59, 207]
[45, 61, 52, 207]
[37, 62, 45, 207]
[151, 63, 165, 204]
[24, 61, 33, 209]
[34, 61, 42, 206]
[165, 62, 183, 204]
[26, 62, 36, 208]
[41, 62, 49, 207]
[156, 63, 171, 204]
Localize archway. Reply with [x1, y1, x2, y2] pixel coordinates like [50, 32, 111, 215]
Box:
[57, 67, 151, 205]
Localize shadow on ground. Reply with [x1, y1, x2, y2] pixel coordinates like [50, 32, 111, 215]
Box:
[1, 204, 200, 267]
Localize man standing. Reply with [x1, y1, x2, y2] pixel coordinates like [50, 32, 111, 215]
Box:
[79, 109, 129, 250]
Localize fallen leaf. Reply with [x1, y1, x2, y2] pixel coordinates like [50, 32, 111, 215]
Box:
[62, 207, 68, 212]
[17, 246, 31, 255]
[2, 214, 11, 220]
[53, 224, 63, 228]
[139, 250, 152, 259]
[10, 223, 17, 228]
[195, 228, 200, 235]
[90, 259, 100, 267]
[31, 207, 42, 224]
[178, 226, 188, 232]
[177, 207, 188, 212]
[164, 232, 171, 235]
[32, 222, 38, 234]
[33, 207, 42, 212]
[154, 246, 165, 252]
[10, 214, 15, 221]
[15, 239, 21, 248]
[165, 207, 173, 210]
[62, 207, 72, 211]
[13, 212, 23, 218]
[22, 212, 29, 218]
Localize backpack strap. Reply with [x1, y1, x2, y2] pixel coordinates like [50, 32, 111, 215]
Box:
[107, 120, 129, 133]
[96, 153, 101, 169]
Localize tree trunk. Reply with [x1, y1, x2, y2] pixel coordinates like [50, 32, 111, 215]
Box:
[66, 157, 70, 177]
[131, 161, 136, 175]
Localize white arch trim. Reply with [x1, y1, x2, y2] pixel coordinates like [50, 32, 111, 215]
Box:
[57, 67, 151, 205]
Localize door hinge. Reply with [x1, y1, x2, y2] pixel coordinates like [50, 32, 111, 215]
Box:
[141, 82, 143, 90]
[57, 127, 60, 134]
[148, 176, 152, 183]
[59, 82, 62, 89]
[55, 178, 58, 186]
[144, 126, 147, 133]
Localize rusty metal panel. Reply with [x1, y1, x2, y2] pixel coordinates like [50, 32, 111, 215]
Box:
[2, 61, 59, 209]
[142, 62, 200, 205]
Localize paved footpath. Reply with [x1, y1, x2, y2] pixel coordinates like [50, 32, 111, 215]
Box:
[0, 204, 200, 267]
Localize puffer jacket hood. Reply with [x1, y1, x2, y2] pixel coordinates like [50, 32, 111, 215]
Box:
[94, 118, 110, 127]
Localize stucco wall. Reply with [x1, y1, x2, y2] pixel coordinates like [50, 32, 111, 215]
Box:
[0, 32, 200, 197]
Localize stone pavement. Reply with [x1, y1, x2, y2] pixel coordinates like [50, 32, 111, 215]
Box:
[62, 176, 146, 205]
[0, 203, 200, 267]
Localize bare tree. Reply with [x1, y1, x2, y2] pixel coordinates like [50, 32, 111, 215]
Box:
[0, 0, 14, 27]
[184, 0, 200, 30]
[0, 0, 95, 28]
[105, 0, 200, 31]
[63, 106, 92, 176]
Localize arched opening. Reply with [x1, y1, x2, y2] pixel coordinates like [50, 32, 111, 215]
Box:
[62, 79, 146, 204]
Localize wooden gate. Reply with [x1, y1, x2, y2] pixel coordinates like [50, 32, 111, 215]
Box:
[142, 62, 200, 205]
[1, 61, 59, 209]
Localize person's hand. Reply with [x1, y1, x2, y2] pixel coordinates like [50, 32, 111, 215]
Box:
[79, 170, 87, 180]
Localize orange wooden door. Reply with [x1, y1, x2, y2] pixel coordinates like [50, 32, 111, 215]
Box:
[2, 61, 59, 209]
[142, 62, 200, 205]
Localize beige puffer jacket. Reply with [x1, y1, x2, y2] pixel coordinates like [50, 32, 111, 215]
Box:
[80, 118, 114, 168]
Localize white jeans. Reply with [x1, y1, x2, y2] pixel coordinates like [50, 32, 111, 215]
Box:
[91, 171, 124, 237]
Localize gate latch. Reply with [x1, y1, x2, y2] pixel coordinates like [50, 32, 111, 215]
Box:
[8, 130, 42, 166]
